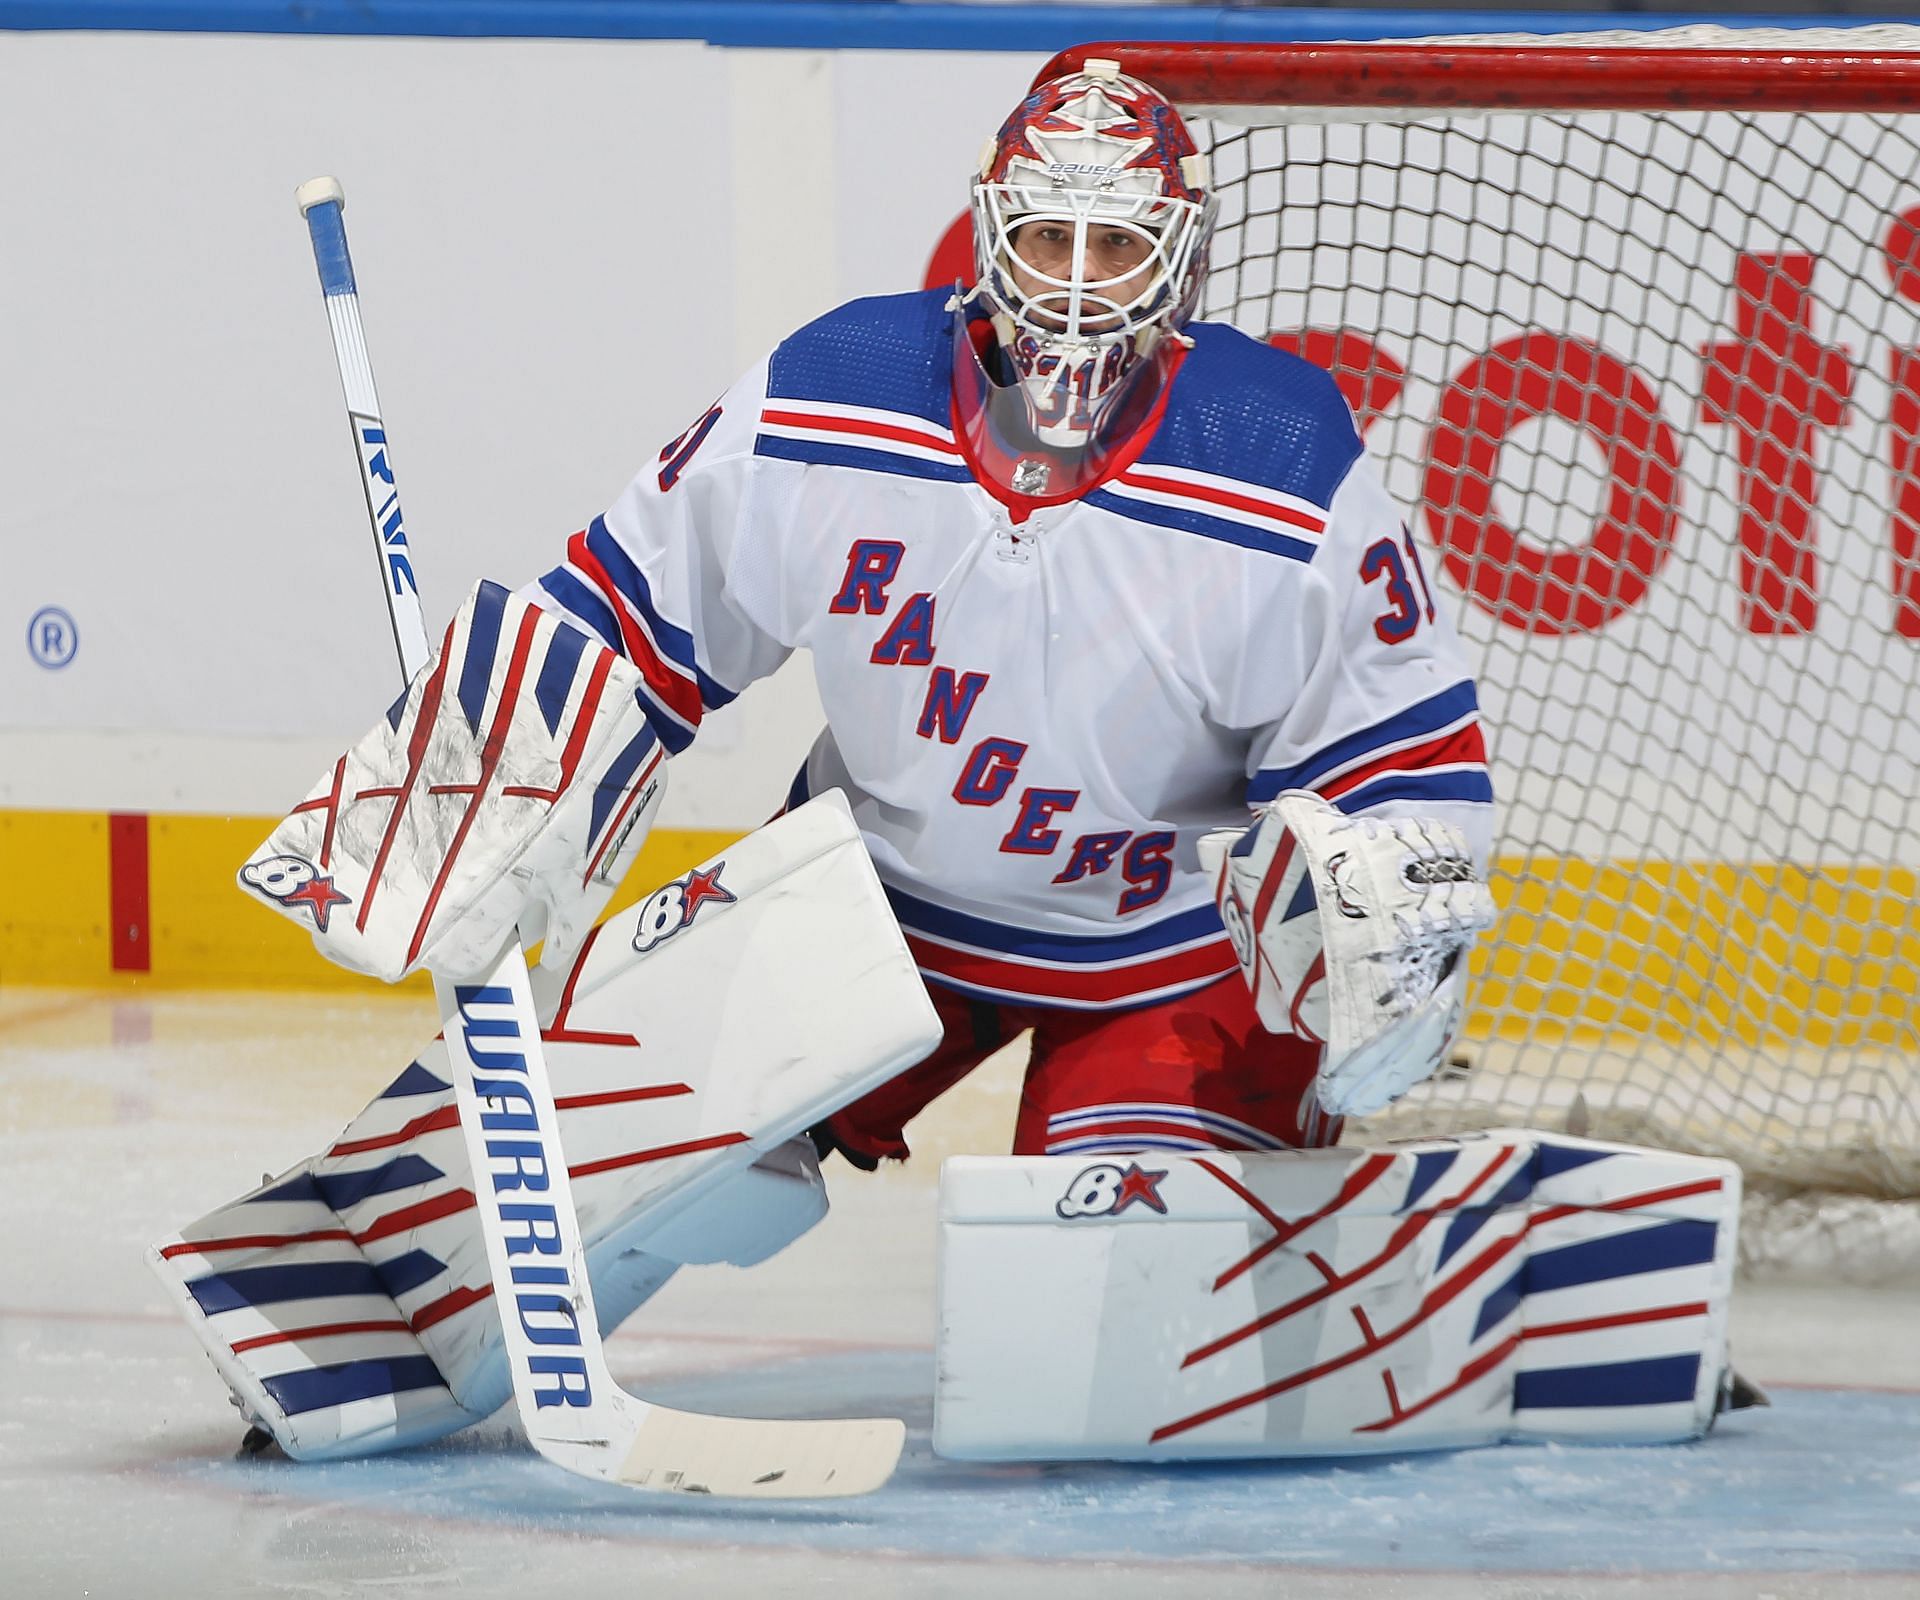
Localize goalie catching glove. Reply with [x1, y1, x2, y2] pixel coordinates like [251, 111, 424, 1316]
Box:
[239, 581, 665, 982]
[1199, 792, 1496, 1118]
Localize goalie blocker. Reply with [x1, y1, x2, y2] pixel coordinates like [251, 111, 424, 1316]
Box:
[238, 581, 664, 984]
[935, 1133, 1745, 1460]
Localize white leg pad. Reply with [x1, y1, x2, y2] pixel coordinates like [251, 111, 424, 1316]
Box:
[151, 795, 938, 1460]
[934, 1131, 1741, 1461]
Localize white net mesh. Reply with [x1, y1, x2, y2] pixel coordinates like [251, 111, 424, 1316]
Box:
[1179, 29, 1920, 1275]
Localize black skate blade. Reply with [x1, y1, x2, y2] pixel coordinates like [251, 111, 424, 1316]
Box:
[1715, 1368, 1771, 1418]
[237, 1424, 281, 1459]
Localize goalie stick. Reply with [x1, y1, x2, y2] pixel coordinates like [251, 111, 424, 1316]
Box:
[293, 175, 905, 1498]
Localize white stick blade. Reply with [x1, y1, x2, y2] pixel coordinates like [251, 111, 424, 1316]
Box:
[596, 1408, 906, 1499]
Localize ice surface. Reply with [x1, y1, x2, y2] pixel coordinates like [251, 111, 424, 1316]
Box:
[3, 988, 1916, 1599]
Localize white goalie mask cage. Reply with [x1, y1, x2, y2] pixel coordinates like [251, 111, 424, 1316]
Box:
[965, 61, 1217, 457]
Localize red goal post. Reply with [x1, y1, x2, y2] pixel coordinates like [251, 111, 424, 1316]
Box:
[1035, 28, 1920, 1272]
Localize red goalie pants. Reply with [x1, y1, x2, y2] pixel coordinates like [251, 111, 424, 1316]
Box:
[823, 973, 1339, 1163]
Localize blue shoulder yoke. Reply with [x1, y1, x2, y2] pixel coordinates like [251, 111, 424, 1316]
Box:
[765, 288, 954, 428]
[1142, 322, 1364, 509]
[762, 293, 1365, 524]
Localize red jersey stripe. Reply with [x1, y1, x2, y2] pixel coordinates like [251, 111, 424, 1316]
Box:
[1318, 721, 1489, 805]
[1118, 469, 1328, 534]
[760, 408, 960, 455]
[905, 932, 1236, 1006]
[564, 529, 706, 731]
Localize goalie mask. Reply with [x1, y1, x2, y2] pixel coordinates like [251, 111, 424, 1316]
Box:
[960, 60, 1215, 480]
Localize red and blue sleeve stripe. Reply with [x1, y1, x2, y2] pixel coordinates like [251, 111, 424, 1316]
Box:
[534, 516, 738, 756]
[1249, 680, 1493, 813]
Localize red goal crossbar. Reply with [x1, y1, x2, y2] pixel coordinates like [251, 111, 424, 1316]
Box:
[1034, 40, 1920, 113]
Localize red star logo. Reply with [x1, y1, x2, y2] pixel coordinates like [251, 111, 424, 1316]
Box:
[1114, 1161, 1169, 1215]
[284, 874, 351, 932]
[1088, 107, 1152, 143]
[678, 863, 736, 925]
[997, 86, 1147, 172]
[1026, 106, 1087, 138]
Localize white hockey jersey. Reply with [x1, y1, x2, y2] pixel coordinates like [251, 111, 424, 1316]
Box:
[533, 290, 1492, 1011]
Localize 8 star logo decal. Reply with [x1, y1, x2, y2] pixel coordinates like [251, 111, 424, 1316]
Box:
[239, 853, 352, 932]
[630, 862, 737, 954]
[1055, 1160, 1170, 1220]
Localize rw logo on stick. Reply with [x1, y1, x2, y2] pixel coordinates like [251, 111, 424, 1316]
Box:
[353, 418, 418, 600]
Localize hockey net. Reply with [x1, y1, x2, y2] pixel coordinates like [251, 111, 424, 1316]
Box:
[1043, 28, 1920, 1275]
